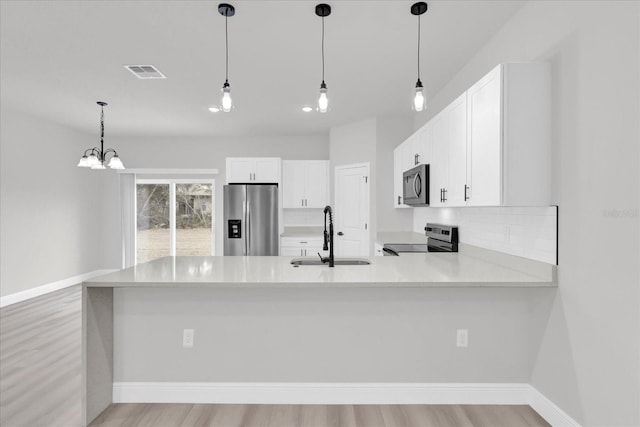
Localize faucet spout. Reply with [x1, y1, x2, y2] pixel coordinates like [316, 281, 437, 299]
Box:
[323, 205, 335, 267]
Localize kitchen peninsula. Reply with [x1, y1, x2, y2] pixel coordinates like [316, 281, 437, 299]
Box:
[83, 249, 555, 426]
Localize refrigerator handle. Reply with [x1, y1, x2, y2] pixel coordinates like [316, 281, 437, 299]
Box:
[246, 198, 251, 255]
[243, 197, 248, 255]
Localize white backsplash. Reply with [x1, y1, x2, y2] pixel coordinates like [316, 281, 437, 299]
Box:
[413, 206, 557, 264]
[283, 209, 325, 227]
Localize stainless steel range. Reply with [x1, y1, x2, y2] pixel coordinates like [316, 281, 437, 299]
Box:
[382, 223, 459, 256]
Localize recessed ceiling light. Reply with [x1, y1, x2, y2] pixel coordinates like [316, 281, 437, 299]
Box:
[209, 106, 220, 113]
[302, 106, 313, 113]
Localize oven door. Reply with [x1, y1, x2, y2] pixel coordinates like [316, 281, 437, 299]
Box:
[402, 164, 429, 206]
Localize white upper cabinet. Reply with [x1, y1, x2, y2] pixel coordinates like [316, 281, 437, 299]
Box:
[393, 143, 410, 208]
[466, 63, 551, 206]
[428, 93, 467, 207]
[393, 62, 551, 208]
[429, 110, 449, 207]
[282, 160, 329, 208]
[466, 65, 502, 206]
[226, 157, 281, 183]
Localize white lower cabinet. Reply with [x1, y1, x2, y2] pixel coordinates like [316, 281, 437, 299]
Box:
[281, 237, 325, 257]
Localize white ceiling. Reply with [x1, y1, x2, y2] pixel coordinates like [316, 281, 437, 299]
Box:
[0, 0, 524, 137]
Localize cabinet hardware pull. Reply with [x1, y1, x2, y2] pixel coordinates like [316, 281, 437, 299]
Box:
[443, 188, 447, 202]
[464, 185, 469, 201]
[416, 154, 420, 165]
[337, 232, 344, 236]
[398, 196, 401, 205]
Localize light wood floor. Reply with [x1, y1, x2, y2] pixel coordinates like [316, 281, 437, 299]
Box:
[89, 403, 550, 427]
[1, 285, 550, 427]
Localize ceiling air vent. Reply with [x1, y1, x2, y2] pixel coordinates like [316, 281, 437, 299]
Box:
[124, 65, 166, 79]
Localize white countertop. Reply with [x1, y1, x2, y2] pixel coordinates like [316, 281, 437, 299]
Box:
[376, 231, 428, 245]
[84, 252, 556, 288]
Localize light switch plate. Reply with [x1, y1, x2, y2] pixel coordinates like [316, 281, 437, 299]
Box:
[456, 329, 468, 347]
[183, 329, 194, 348]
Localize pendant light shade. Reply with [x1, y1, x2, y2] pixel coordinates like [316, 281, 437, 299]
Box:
[411, 2, 428, 112]
[77, 102, 125, 170]
[316, 3, 331, 113]
[218, 3, 235, 112]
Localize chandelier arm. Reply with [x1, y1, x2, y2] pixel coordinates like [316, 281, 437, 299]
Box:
[103, 148, 118, 158]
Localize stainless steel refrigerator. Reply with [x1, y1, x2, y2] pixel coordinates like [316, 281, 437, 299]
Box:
[223, 184, 279, 256]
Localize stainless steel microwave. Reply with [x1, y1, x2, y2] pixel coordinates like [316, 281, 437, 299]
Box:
[403, 164, 429, 206]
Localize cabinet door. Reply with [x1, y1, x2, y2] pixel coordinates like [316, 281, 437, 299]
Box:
[226, 158, 253, 183]
[411, 134, 424, 166]
[304, 161, 329, 208]
[467, 65, 502, 206]
[302, 238, 325, 256]
[400, 139, 415, 174]
[447, 93, 468, 207]
[393, 145, 409, 208]
[418, 127, 431, 166]
[280, 246, 303, 256]
[282, 161, 306, 208]
[254, 158, 280, 183]
[429, 110, 449, 207]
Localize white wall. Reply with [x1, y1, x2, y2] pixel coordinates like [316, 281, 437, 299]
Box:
[329, 117, 415, 253]
[0, 107, 114, 297]
[107, 134, 329, 256]
[376, 117, 414, 232]
[413, 2, 640, 425]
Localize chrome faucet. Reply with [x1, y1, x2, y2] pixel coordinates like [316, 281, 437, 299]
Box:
[318, 205, 335, 267]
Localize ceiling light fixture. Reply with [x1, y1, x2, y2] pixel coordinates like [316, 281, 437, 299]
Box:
[209, 106, 220, 113]
[77, 102, 124, 170]
[302, 106, 313, 113]
[315, 3, 331, 113]
[218, 3, 235, 113]
[411, 2, 428, 112]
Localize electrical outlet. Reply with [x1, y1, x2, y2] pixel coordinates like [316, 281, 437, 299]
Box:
[183, 329, 194, 348]
[456, 329, 468, 347]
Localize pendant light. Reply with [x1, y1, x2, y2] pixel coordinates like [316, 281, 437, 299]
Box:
[316, 4, 331, 113]
[411, 2, 428, 112]
[218, 3, 235, 112]
[77, 102, 125, 170]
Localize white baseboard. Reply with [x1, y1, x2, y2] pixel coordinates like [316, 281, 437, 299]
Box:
[113, 382, 531, 405]
[113, 382, 581, 426]
[529, 386, 583, 427]
[0, 269, 117, 308]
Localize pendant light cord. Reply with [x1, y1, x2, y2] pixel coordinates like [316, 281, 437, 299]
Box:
[417, 14, 421, 80]
[100, 105, 105, 157]
[225, 14, 229, 83]
[321, 16, 325, 83]
[100, 106, 104, 148]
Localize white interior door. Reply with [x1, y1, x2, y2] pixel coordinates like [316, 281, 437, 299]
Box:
[334, 163, 370, 257]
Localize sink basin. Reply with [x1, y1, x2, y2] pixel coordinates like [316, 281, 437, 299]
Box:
[290, 258, 371, 266]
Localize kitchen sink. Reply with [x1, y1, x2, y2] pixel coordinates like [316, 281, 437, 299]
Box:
[290, 258, 371, 266]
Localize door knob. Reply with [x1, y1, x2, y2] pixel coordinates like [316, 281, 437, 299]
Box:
[337, 232, 344, 236]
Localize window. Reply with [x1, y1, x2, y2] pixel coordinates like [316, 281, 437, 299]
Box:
[136, 179, 214, 264]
